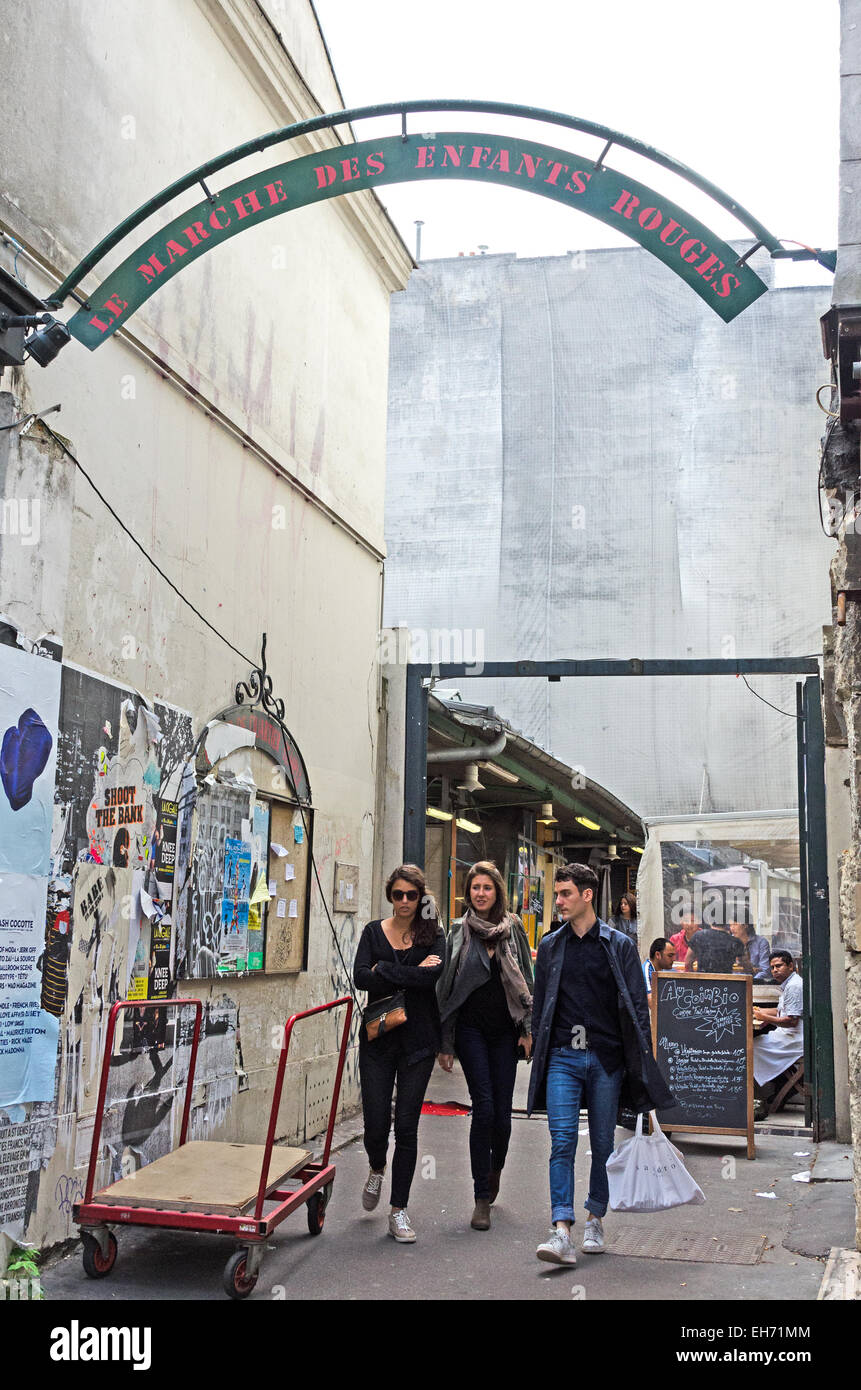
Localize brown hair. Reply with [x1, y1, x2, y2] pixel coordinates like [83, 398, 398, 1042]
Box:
[463, 860, 509, 925]
[554, 862, 600, 896]
[613, 890, 638, 919]
[384, 863, 440, 946]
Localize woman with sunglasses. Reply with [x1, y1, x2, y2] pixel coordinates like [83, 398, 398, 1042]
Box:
[436, 860, 534, 1231]
[353, 863, 445, 1243]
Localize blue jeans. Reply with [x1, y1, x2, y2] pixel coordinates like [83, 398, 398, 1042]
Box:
[545, 1046, 623, 1223]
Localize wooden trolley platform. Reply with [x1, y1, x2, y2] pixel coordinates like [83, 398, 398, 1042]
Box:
[73, 995, 353, 1298]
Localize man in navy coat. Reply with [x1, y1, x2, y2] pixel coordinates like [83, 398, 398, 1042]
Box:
[529, 863, 675, 1266]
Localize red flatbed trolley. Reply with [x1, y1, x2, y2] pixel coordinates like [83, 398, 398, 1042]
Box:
[73, 995, 353, 1299]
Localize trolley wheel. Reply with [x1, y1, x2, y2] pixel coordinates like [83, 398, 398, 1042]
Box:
[81, 1231, 118, 1279]
[306, 1182, 333, 1236]
[223, 1249, 258, 1300]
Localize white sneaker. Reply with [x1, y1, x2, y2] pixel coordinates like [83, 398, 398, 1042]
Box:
[388, 1208, 416, 1243]
[362, 1167, 385, 1211]
[582, 1216, 605, 1253]
[536, 1228, 578, 1266]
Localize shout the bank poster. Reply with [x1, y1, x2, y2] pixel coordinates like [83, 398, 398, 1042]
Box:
[0, 874, 60, 1107]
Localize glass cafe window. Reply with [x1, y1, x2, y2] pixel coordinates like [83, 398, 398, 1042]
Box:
[636, 814, 802, 969]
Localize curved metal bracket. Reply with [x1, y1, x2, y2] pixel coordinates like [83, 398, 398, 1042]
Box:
[235, 632, 285, 724]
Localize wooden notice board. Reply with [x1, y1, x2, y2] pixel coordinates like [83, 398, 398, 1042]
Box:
[651, 972, 755, 1159]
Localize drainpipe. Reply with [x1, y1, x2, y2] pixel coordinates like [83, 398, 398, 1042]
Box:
[426, 731, 507, 764]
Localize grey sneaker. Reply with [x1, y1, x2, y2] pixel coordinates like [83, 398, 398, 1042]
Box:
[362, 1167, 385, 1211]
[388, 1208, 416, 1243]
[582, 1216, 605, 1253]
[536, 1228, 577, 1266]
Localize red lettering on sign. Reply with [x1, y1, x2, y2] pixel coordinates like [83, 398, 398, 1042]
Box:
[544, 161, 569, 187]
[442, 145, 465, 168]
[340, 157, 361, 181]
[365, 152, 385, 175]
[679, 237, 706, 265]
[416, 146, 435, 168]
[232, 190, 263, 219]
[695, 252, 725, 283]
[165, 239, 187, 264]
[638, 208, 662, 232]
[564, 170, 591, 195]
[487, 149, 510, 173]
[264, 181, 288, 205]
[610, 190, 640, 219]
[515, 153, 544, 179]
[209, 206, 232, 230]
[183, 221, 210, 247]
[314, 164, 337, 188]
[137, 254, 167, 284]
[89, 291, 129, 333]
[468, 146, 492, 168]
[712, 272, 740, 299]
[659, 220, 688, 246]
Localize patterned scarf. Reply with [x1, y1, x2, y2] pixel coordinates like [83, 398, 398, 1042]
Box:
[459, 908, 533, 1025]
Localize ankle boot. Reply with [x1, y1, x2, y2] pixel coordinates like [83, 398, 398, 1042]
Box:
[471, 1198, 491, 1230]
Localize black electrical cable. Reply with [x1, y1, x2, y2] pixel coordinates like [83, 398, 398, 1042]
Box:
[39, 418, 256, 669]
[740, 674, 802, 720]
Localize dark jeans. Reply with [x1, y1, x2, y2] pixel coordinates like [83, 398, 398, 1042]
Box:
[359, 1038, 435, 1209]
[455, 1021, 519, 1201]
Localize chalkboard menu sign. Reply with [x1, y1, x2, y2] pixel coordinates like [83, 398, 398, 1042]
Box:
[651, 972, 755, 1159]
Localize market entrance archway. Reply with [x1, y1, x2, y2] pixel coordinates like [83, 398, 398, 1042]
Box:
[45, 100, 832, 348]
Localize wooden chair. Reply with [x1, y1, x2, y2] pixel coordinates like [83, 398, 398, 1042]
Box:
[766, 1059, 805, 1115]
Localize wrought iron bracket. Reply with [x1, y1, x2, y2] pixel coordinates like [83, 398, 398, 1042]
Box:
[234, 632, 286, 723]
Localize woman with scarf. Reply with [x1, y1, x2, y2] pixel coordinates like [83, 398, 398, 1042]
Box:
[436, 861, 534, 1231]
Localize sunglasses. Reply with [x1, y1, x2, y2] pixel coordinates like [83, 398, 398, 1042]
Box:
[391, 889, 419, 902]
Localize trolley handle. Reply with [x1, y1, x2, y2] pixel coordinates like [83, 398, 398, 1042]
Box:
[83, 998, 204, 1205]
[255, 996, 353, 1219]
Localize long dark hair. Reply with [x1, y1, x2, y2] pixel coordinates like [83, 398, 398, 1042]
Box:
[613, 890, 637, 919]
[385, 863, 440, 946]
[463, 860, 509, 925]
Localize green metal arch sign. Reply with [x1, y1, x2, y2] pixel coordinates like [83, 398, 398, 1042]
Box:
[69, 129, 767, 349]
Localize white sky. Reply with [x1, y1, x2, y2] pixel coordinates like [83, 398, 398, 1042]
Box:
[312, 0, 839, 285]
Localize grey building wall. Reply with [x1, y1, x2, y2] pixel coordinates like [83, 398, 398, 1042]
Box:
[385, 248, 832, 819]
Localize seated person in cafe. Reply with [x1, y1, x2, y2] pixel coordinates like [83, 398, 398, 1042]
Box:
[752, 951, 804, 1091]
[643, 937, 676, 993]
[729, 918, 772, 980]
[668, 913, 701, 967]
[685, 917, 746, 973]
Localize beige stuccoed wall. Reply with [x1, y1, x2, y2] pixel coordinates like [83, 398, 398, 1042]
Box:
[0, 0, 410, 1257]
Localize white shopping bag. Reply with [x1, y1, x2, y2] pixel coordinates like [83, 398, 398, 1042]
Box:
[607, 1112, 705, 1212]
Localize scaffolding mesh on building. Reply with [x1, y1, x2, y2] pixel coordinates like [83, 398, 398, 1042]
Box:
[385, 245, 832, 818]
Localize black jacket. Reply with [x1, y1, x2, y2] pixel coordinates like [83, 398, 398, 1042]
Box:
[527, 917, 676, 1116]
[354, 920, 445, 1063]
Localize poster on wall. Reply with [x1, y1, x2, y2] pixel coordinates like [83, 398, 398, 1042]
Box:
[0, 644, 61, 875]
[246, 801, 270, 971]
[54, 666, 193, 880]
[0, 874, 60, 1108]
[69, 864, 131, 1115]
[218, 837, 252, 973]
